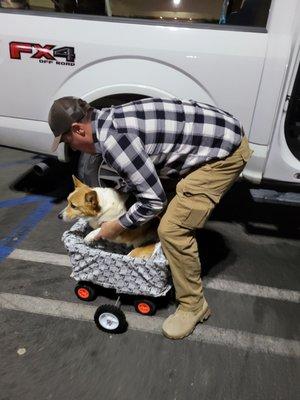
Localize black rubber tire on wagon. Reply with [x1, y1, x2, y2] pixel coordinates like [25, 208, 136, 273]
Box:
[94, 305, 128, 334]
[74, 282, 98, 302]
[134, 298, 157, 316]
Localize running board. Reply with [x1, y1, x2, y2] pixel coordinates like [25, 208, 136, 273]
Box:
[250, 189, 300, 206]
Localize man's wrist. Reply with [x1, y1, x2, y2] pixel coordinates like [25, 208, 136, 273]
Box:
[119, 214, 136, 230]
[118, 217, 127, 230]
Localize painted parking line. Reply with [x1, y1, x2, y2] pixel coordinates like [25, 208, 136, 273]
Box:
[9, 249, 71, 267]
[7, 249, 300, 304]
[0, 292, 299, 358]
[0, 195, 54, 261]
[204, 278, 300, 303]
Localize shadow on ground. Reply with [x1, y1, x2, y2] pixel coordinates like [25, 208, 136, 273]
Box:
[196, 229, 233, 277]
[10, 155, 78, 203]
[211, 182, 299, 240]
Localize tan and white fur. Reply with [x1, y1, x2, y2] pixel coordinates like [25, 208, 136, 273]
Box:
[59, 176, 157, 258]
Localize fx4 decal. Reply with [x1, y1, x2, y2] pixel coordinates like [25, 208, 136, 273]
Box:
[9, 42, 76, 66]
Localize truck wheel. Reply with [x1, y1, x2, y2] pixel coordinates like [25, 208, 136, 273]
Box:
[77, 152, 102, 187]
[134, 299, 157, 316]
[94, 305, 127, 334]
[77, 151, 121, 189]
[75, 282, 98, 302]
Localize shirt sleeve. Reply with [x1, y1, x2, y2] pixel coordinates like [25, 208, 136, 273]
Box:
[102, 132, 167, 229]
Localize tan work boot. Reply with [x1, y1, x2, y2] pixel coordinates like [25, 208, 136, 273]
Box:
[162, 301, 211, 340]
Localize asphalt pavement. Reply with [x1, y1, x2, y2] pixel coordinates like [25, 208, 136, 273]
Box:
[0, 146, 299, 400]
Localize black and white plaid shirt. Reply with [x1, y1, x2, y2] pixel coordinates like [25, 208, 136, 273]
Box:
[92, 98, 243, 229]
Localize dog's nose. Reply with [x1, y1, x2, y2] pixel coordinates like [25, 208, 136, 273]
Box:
[58, 212, 63, 220]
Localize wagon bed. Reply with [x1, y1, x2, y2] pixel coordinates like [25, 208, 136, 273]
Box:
[62, 219, 171, 298]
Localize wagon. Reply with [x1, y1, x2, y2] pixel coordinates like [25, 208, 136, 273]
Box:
[62, 219, 172, 334]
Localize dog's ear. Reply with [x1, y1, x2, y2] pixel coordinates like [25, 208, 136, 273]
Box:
[85, 190, 100, 211]
[72, 175, 85, 188]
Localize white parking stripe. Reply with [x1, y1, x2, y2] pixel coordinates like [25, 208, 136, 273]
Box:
[205, 278, 300, 303]
[0, 292, 299, 358]
[8, 249, 300, 303]
[9, 249, 71, 267]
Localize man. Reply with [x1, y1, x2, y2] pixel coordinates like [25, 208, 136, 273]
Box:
[48, 96, 252, 339]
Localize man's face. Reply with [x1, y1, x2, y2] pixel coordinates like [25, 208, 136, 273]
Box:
[60, 122, 96, 154]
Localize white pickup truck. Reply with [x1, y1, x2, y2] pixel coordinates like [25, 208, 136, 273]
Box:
[0, 0, 299, 203]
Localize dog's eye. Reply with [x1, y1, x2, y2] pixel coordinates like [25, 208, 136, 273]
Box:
[70, 203, 77, 209]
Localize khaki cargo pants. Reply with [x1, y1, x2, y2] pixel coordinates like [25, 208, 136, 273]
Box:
[158, 136, 253, 311]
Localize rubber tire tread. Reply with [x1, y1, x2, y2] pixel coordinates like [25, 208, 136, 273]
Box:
[94, 304, 128, 334]
[75, 282, 98, 302]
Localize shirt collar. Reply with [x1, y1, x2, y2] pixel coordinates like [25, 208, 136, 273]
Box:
[91, 107, 113, 143]
[91, 108, 99, 143]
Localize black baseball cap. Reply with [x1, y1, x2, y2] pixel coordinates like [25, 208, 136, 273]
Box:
[48, 96, 92, 151]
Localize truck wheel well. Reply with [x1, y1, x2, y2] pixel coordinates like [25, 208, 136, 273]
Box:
[89, 93, 149, 109]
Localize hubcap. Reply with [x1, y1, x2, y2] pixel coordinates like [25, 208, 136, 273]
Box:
[78, 288, 90, 299]
[99, 312, 120, 330]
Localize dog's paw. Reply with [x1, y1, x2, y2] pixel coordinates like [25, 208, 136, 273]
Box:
[84, 228, 101, 245]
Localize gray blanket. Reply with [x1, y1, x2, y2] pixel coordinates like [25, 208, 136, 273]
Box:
[62, 219, 171, 297]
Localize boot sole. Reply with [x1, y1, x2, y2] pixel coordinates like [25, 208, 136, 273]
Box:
[162, 308, 212, 340]
[199, 308, 212, 322]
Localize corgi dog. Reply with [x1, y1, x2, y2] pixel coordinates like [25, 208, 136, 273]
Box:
[59, 176, 158, 258]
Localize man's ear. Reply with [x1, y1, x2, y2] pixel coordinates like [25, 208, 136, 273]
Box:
[71, 122, 85, 136]
[85, 190, 100, 211]
[72, 175, 85, 188]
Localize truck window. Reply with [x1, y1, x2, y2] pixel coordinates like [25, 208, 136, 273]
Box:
[0, 0, 272, 28]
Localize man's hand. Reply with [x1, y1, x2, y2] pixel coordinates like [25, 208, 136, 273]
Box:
[95, 219, 126, 241]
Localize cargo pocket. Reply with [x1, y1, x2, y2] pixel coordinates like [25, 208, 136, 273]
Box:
[183, 197, 215, 229]
[175, 181, 216, 229]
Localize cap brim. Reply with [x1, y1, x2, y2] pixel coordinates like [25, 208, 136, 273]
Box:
[51, 134, 62, 152]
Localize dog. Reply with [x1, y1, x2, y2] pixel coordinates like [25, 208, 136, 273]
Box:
[58, 176, 158, 258]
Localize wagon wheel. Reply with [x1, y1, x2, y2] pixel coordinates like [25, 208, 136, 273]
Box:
[94, 305, 127, 334]
[74, 282, 98, 302]
[134, 298, 157, 316]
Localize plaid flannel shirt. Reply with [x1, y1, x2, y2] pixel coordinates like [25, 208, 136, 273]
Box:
[92, 98, 243, 229]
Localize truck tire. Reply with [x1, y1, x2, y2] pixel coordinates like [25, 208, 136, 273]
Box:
[77, 152, 102, 187]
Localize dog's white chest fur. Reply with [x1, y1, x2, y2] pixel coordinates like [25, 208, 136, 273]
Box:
[83, 188, 127, 245]
[88, 188, 127, 229]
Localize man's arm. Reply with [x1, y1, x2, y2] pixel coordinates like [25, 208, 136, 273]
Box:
[102, 133, 167, 229]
